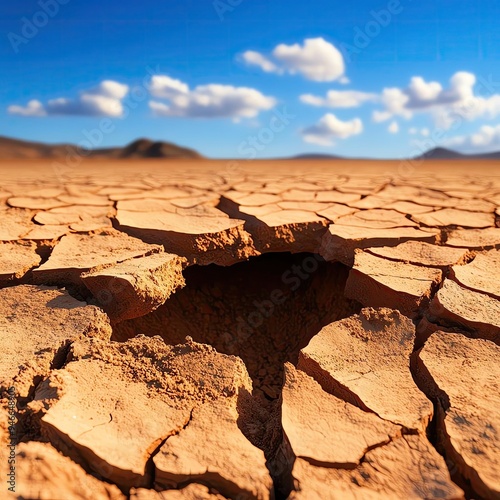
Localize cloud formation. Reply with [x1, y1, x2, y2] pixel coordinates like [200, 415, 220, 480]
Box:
[409, 127, 430, 136]
[301, 113, 363, 146]
[149, 75, 276, 119]
[372, 72, 500, 128]
[447, 124, 500, 152]
[300, 89, 377, 108]
[388, 121, 399, 134]
[8, 81, 130, 117]
[242, 38, 345, 82]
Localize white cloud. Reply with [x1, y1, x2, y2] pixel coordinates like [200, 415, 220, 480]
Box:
[149, 76, 276, 119]
[242, 37, 345, 82]
[372, 71, 500, 128]
[446, 124, 500, 152]
[388, 121, 399, 134]
[8, 80, 129, 117]
[241, 50, 279, 74]
[8, 99, 46, 117]
[408, 127, 429, 136]
[301, 113, 363, 146]
[86, 81, 129, 100]
[149, 75, 189, 99]
[300, 89, 377, 108]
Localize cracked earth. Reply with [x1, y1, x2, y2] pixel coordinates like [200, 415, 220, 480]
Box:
[1, 158, 499, 499]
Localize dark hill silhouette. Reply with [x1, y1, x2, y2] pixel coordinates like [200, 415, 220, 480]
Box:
[0, 136, 202, 159]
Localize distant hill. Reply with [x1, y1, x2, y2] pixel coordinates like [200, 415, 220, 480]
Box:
[0, 136, 202, 159]
[1, 136, 499, 160]
[416, 147, 500, 160]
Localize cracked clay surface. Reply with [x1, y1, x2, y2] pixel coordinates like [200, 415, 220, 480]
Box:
[1, 159, 499, 499]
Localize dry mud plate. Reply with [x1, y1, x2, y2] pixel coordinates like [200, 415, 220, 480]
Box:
[1, 158, 500, 499]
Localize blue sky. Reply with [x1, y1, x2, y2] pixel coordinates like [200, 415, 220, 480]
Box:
[1, 0, 500, 158]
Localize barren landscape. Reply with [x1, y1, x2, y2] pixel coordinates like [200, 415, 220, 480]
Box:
[1, 158, 499, 499]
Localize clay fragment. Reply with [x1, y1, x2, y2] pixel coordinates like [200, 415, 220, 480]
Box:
[416, 332, 500, 499]
[345, 250, 442, 316]
[82, 253, 186, 322]
[299, 308, 433, 431]
[429, 279, 500, 344]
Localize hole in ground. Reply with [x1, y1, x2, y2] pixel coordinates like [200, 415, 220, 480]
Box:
[112, 252, 361, 402]
[113, 252, 361, 497]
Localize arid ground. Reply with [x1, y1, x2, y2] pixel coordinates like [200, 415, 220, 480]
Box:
[1, 158, 499, 499]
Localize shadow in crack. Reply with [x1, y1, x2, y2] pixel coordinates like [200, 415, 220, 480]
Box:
[112, 252, 361, 400]
[112, 252, 361, 499]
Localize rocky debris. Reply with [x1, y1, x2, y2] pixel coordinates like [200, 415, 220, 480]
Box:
[7, 442, 125, 500]
[154, 397, 273, 499]
[445, 228, 500, 249]
[36, 336, 271, 494]
[319, 224, 439, 266]
[345, 251, 442, 317]
[298, 308, 433, 431]
[81, 253, 186, 322]
[130, 485, 227, 499]
[415, 332, 500, 499]
[0, 241, 41, 285]
[289, 435, 464, 500]
[450, 249, 500, 299]
[33, 229, 163, 286]
[429, 279, 500, 343]
[0, 285, 111, 397]
[366, 241, 469, 268]
[116, 205, 258, 266]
